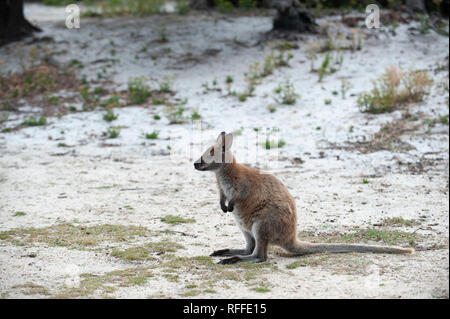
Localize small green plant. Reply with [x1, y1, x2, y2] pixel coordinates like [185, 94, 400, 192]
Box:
[232, 127, 244, 136]
[225, 75, 233, 84]
[145, 130, 159, 139]
[0, 112, 9, 124]
[100, 95, 121, 108]
[103, 109, 118, 122]
[128, 76, 151, 104]
[191, 111, 201, 120]
[57, 143, 68, 147]
[306, 41, 319, 72]
[267, 104, 277, 113]
[43, 0, 72, 6]
[238, 0, 256, 10]
[22, 116, 47, 126]
[358, 67, 433, 114]
[80, 86, 93, 104]
[47, 95, 59, 105]
[242, 62, 260, 97]
[317, 52, 343, 82]
[158, 76, 173, 93]
[238, 93, 248, 102]
[264, 137, 286, 149]
[318, 53, 332, 82]
[165, 105, 187, 124]
[418, 14, 431, 34]
[252, 287, 270, 293]
[341, 79, 353, 99]
[201, 80, 220, 94]
[176, 0, 190, 14]
[13, 212, 26, 217]
[423, 118, 438, 133]
[156, 25, 169, 43]
[262, 54, 276, 77]
[362, 178, 370, 184]
[151, 97, 165, 105]
[153, 114, 161, 120]
[160, 215, 195, 224]
[273, 80, 300, 105]
[107, 128, 120, 139]
[215, 0, 234, 13]
[274, 49, 293, 67]
[68, 59, 84, 69]
[381, 217, 420, 227]
[93, 87, 104, 95]
[387, 22, 399, 36]
[324, 99, 332, 105]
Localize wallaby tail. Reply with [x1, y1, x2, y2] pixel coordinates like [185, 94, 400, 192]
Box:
[285, 240, 414, 255]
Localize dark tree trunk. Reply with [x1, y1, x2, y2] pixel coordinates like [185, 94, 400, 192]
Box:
[188, 0, 210, 10]
[189, 0, 317, 33]
[271, 0, 316, 32]
[406, 0, 426, 12]
[0, 0, 41, 47]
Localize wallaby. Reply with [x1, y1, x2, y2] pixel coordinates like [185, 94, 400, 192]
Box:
[194, 132, 414, 264]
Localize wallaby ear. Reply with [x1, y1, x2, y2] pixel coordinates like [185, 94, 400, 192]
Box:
[216, 132, 233, 150]
[224, 133, 233, 150]
[225, 133, 233, 151]
[216, 131, 225, 143]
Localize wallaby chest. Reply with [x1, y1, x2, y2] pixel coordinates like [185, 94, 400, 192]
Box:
[217, 173, 234, 201]
[216, 170, 250, 231]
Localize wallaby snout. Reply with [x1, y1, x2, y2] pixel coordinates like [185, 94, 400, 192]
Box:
[194, 157, 206, 171]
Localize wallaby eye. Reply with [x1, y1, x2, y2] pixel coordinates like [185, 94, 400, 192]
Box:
[210, 148, 214, 156]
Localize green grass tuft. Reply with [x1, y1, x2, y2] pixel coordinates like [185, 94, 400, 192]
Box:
[160, 215, 195, 225]
[22, 116, 47, 126]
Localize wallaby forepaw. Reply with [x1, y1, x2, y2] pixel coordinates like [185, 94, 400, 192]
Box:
[220, 203, 228, 213]
[210, 249, 230, 257]
[227, 205, 234, 212]
[218, 256, 241, 264]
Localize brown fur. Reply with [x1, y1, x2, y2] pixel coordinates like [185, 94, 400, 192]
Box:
[195, 132, 414, 264]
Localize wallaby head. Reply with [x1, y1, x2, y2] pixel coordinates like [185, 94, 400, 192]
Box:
[194, 132, 233, 171]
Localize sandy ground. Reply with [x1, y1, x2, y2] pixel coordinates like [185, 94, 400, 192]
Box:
[0, 5, 449, 298]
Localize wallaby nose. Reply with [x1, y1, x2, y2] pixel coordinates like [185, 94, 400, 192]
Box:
[194, 159, 202, 170]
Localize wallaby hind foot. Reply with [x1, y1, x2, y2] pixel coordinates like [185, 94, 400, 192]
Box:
[210, 249, 249, 257]
[218, 255, 267, 264]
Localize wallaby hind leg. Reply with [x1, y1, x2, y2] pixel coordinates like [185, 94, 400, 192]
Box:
[218, 221, 268, 264]
[210, 230, 255, 257]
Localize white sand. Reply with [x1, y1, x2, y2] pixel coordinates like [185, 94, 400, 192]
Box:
[0, 5, 448, 298]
